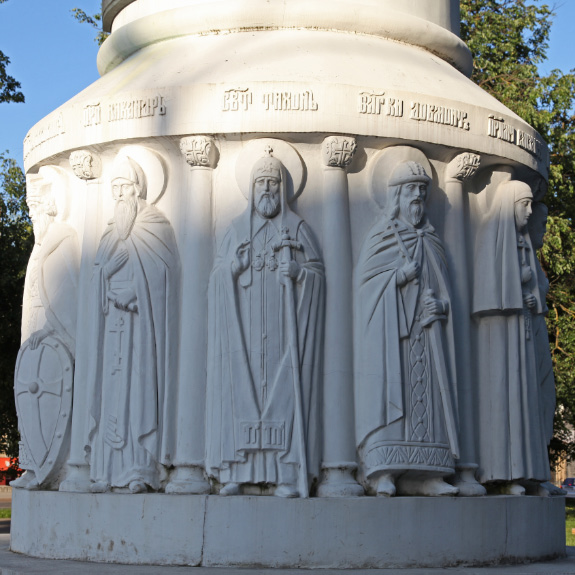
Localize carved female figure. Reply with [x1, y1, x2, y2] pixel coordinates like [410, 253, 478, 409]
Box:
[472, 180, 550, 494]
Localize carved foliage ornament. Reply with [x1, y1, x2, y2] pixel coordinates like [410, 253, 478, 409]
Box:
[180, 136, 218, 168]
[445, 152, 481, 182]
[323, 136, 357, 169]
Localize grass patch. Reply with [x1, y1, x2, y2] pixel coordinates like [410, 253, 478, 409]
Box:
[0, 509, 11, 519]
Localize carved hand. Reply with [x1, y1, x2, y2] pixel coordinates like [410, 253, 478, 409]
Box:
[523, 292, 536, 310]
[398, 261, 420, 286]
[29, 328, 50, 350]
[279, 259, 300, 281]
[423, 294, 444, 316]
[113, 288, 137, 312]
[232, 240, 251, 277]
[105, 248, 129, 279]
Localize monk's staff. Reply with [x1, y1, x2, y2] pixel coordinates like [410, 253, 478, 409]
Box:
[274, 227, 308, 498]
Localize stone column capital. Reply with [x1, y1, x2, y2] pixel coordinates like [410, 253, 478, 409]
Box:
[180, 136, 219, 169]
[445, 152, 481, 183]
[69, 150, 101, 180]
[322, 136, 357, 169]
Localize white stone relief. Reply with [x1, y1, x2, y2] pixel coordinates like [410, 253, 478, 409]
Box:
[69, 149, 102, 180]
[323, 136, 357, 168]
[445, 152, 481, 183]
[180, 135, 218, 168]
[529, 201, 556, 455]
[472, 179, 550, 495]
[317, 135, 364, 498]
[206, 146, 324, 497]
[443, 152, 486, 497]
[86, 153, 180, 493]
[13, 167, 80, 489]
[164, 136, 218, 496]
[355, 157, 460, 497]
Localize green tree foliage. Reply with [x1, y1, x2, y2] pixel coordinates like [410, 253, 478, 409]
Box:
[461, 0, 575, 466]
[0, 1, 24, 104]
[0, 153, 33, 457]
[71, 8, 109, 46]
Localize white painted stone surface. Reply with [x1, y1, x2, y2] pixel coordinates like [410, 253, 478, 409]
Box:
[11, 490, 565, 568]
[12, 0, 562, 567]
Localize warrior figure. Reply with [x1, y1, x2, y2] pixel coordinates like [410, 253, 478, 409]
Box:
[355, 160, 460, 497]
[13, 175, 79, 489]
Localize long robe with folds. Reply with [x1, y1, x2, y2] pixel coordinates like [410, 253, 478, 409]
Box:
[86, 205, 180, 489]
[533, 262, 555, 446]
[355, 217, 459, 482]
[206, 209, 324, 488]
[473, 186, 549, 483]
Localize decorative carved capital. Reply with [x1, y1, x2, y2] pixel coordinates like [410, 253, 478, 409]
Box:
[322, 136, 357, 169]
[445, 152, 481, 183]
[180, 136, 218, 168]
[69, 150, 101, 180]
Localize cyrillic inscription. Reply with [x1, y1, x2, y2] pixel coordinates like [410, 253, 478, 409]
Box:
[108, 96, 166, 122]
[487, 115, 515, 143]
[83, 104, 102, 127]
[222, 88, 252, 111]
[262, 90, 318, 111]
[517, 129, 542, 158]
[358, 92, 386, 114]
[487, 116, 543, 159]
[410, 102, 470, 130]
[23, 112, 65, 161]
[358, 92, 404, 116]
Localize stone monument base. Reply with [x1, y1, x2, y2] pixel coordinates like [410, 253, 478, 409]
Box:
[11, 489, 565, 568]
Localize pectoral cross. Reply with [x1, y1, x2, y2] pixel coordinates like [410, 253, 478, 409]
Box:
[109, 316, 125, 375]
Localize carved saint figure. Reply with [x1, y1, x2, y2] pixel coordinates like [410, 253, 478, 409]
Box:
[473, 180, 549, 494]
[206, 148, 324, 497]
[87, 156, 179, 493]
[13, 176, 79, 489]
[355, 161, 459, 497]
[528, 202, 555, 450]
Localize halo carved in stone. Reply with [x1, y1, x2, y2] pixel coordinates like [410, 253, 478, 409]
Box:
[369, 146, 432, 210]
[116, 145, 168, 205]
[235, 138, 305, 203]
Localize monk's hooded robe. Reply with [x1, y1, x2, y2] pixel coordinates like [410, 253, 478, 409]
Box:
[86, 204, 180, 489]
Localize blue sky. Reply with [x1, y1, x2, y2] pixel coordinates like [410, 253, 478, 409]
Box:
[0, 0, 574, 170]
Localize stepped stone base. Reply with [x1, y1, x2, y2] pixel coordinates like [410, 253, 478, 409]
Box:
[11, 489, 565, 569]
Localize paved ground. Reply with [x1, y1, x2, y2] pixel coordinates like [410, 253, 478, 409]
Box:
[0, 534, 574, 574]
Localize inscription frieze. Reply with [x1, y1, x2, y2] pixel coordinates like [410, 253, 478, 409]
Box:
[83, 104, 102, 127]
[358, 92, 404, 117]
[222, 88, 318, 112]
[23, 113, 65, 161]
[108, 96, 166, 122]
[222, 88, 253, 111]
[488, 115, 544, 159]
[410, 101, 470, 130]
[262, 90, 318, 111]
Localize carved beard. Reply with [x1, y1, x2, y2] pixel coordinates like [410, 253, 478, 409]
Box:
[256, 194, 280, 219]
[400, 195, 425, 227]
[33, 213, 53, 244]
[114, 196, 138, 240]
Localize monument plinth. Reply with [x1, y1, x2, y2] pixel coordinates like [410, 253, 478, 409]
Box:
[11, 0, 564, 568]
